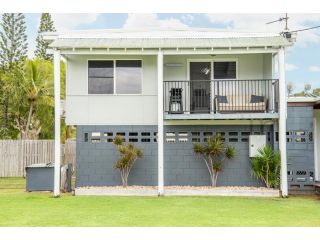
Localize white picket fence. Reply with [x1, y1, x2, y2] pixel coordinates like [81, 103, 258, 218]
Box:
[0, 140, 76, 177]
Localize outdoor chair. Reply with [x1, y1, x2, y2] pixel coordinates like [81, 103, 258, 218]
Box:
[169, 88, 183, 114]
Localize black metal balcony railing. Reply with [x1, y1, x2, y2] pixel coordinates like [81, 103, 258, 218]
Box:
[164, 79, 279, 114]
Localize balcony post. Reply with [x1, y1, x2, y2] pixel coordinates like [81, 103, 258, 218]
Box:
[53, 50, 61, 197]
[278, 47, 288, 197]
[157, 50, 164, 196]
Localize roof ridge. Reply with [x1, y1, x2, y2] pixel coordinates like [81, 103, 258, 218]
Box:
[43, 28, 280, 36]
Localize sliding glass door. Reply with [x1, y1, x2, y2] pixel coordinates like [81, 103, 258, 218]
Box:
[189, 62, 211, 113]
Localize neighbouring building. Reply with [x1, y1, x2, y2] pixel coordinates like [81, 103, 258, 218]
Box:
[44, 28, 320, 196]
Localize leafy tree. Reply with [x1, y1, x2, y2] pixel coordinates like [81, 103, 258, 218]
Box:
[0, 13, 28, 138]
[14, 59, 54, 139]
[312, 88, 320, 96]
[113, 135, 143, 187]
[34, 13, 56, 61]
[287, 82, 294, 96]
[194, 135, 236, 187]
[251, 145, 281, 188]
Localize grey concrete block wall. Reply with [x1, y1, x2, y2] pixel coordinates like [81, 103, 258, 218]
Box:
[76, 125, 158, 187]
[285, 106, 315, 191]
[75, 106, 316, 190]
[273, 106, 315, 191]
[164, 125, 272, 186]
[76, 124, 274, 187]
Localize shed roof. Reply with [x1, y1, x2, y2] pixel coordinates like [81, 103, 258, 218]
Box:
[45, 28, 292, 49]
[287, 96, 320, 103]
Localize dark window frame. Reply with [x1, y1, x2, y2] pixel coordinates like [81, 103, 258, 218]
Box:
[88, 60, 114, 94]
[213, 61, 237, 80]
[88, 59, 143, 95]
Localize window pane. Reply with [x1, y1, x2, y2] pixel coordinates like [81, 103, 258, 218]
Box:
[116, 60, 142, 94]
[88, 77, 114, 94]
[190, 62, 211, 80]
[88, 61, 114, 94]
[214, 62, 236, 79]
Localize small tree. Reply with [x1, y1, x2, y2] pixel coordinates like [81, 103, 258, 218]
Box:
[14, 59, 53, 139]
[34, 13, 56, 61]
[0, 13, 28, 138]
[113, 135, 143, 187]
[193, 135, 236, 187]
[251, 145, 281, 188]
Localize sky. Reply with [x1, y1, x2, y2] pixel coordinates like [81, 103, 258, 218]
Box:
[21, 13, 320, 92]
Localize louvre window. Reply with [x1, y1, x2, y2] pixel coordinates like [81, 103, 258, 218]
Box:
[214, 62, 236, 79]
[91, 132, 101, 143]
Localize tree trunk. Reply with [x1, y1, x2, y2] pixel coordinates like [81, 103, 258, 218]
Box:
[211, 171, 219, 187]
[1, 99, 9, 135]
[26, 102, 34, 136]
[121, 170, 128, 188]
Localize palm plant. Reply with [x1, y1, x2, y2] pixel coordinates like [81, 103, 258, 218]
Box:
[251, 145, 281, 188]
[15, 59, 53, 139]
[113, 135, 143, 187]
[193, 134, 236, 187]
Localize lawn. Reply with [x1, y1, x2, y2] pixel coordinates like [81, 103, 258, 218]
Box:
[0, 178, 319, 226]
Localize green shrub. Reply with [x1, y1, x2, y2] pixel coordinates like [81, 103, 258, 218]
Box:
[194, 134, 236, 187]
[251, 145, 280, 188]
[113, 135, 143, 187]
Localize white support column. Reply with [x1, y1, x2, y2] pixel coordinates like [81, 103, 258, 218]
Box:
[157, 50, 164, 196]
[278, 47, 288, 197]
[53, 50, 61, 197]
[313, 116, 319, 181]
[314, 111, 320, 182]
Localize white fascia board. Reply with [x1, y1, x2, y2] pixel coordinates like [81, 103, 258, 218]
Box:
[164, 119, 275, 125]
[59, 47, 278, 55]
[164, 113, 279, 120]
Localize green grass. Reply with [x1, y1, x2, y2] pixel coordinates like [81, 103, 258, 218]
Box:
[0, 178, 319, 226]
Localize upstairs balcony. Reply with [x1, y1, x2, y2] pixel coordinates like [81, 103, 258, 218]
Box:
[163, 79, 279, 120]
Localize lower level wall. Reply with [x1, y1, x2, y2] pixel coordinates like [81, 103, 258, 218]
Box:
[76, 124, 274, 188]
[164, 125, 273, 186]
[75, 106, 316, 191]
[76, 126, 158, 187]
[285, 106, 315, 191]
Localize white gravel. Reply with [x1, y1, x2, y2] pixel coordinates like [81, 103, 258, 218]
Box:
[75, 185, 280, 197]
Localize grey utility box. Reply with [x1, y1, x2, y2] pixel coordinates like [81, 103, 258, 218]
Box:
[26, 163, 73, 192]
[26, 163, 54, 191]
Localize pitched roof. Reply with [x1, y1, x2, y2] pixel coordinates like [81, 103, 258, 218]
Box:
[45, 28, 292, 49]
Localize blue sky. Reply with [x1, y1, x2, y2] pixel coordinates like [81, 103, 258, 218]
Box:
[23, 13, 320, 92]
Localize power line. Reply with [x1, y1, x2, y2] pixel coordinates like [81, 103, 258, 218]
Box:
[266, 14, 320, 35]
[289, 25, 320, 33]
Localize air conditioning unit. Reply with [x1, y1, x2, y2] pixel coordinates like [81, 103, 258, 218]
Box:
[249, 135, 267, 158]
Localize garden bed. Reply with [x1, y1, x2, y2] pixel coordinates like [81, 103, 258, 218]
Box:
[75, 186, 280, 197]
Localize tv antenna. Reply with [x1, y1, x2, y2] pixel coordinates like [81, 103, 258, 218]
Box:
[266, 13, 320, 39]
[266, 13, 289, 31]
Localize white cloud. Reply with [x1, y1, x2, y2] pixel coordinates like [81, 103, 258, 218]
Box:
[308, 65, 320, 72]
[181, 14, 194, 24]
[123, 13, 188, 29]
[205, 14, 320, 47]
[285, 63, 298, 71]
[51, 14, 100, 31]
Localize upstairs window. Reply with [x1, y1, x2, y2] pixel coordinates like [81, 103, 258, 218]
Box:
[116, 60, 142, 94]
[214, 61, 236, 79]
[88, 61, 114, 94]
[88, 60, 142, 94]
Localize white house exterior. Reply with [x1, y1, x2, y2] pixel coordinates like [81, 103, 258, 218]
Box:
[44, 28, 319, 196]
